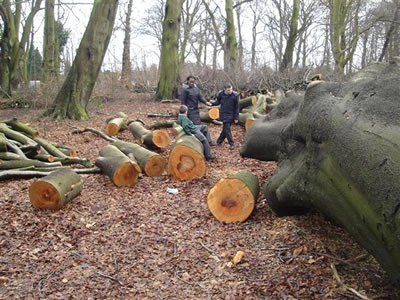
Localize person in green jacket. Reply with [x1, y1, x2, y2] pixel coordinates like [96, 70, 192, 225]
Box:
[177, 105, 215, 161]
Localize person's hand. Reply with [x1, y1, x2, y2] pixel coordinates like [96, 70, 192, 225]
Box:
[234, 119, 239, 124]
[206, 101, 212, 106]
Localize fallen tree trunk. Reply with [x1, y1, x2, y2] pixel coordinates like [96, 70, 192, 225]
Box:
[105, 112, 128, 136]
[0, 167, 101, 181]
[0, 159, 62, 169]
[3, 119, 39, 138]
[147, 120, 176, 130]
[200, 107, 219, 123]
[0, 133, 8, 152]
[241, 61, 400, 286]
[95, 145, 141, 186]
[111, 140, 165, 177]
[0, 152, 22, 160]
[207, 172, 259, 223]
[29, 168, 82, 209]
[0, 123, 37, 146]
[168, 125, 206, 180]
[239, 95, 257, 110]
[128, 121, 170, 149]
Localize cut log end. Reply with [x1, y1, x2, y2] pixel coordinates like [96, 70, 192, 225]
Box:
[29, 181, 61, 210]
[168, 145, 206, 180]
[112, 161, 141, 187]
[152, 129, 171, 148]
[144, 155, 165, 177]
[207, 178, 255, 223]
[245, 118, 255, 131]
[208, 107, 220, 120]
[105, 123, 119, 136]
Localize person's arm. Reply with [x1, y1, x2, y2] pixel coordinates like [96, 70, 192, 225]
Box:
[180, 117, 196, 135]
[211, 92, 222, 106]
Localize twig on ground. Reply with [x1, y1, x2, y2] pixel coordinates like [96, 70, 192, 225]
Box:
[96, 271, 124, 286]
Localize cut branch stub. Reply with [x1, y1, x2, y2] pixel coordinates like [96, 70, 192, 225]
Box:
[111, 140, 165, 177]
[207, 172, 259, 223]
[168, 126, 206, 180]
[29, 168, 82, 210]
[95, 145, 141, 186]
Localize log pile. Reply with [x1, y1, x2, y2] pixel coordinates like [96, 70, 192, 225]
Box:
[0, 119, 94, 180]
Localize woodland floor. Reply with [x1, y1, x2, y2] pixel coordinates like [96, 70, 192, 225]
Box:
[0, 95, 399, 300]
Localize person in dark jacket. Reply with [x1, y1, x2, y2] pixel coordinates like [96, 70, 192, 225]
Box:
[177, 105, 215, 161]
[181, 75, 212, 125]
[212, 84, 239, 149]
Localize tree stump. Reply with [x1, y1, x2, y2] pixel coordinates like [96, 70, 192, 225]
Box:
[29, 168, 82, 209]
[207, 173, 259, 223]
[111, 140, 165, 176]
[168, 126, 206, 180]
[128, 121, 170, 149]
[95, 145, 141, 186]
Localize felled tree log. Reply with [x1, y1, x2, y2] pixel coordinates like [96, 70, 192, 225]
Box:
[111, 140, 165, 176]
[3, 119, 39, 138]
[0, 123, 37, 146]
[161, 99, 180, 103]
[0, 167, 100, 181]
[0, 159, 62, 169]
[207, 173, 259, 223]
[241, 61, 400, 286]
[147, 120, 176, 130]
[0, 133, 7, 152]
[29, 168, 82, 209]
[0, 152, 22, 160]
[128, 121, 170, 149]
[239, 95, 257, 110]
[168, 125, 206, 180]
[200, 107, 219, 123]
[95, 145, 141, 186]
[105, 112, 128, 136]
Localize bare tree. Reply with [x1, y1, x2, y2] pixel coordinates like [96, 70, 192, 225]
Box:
[121, 0, 133, 86]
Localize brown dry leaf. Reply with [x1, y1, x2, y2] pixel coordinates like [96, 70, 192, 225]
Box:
[232, 251, 245, 265]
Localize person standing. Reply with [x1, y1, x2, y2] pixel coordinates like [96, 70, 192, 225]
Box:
[181, 75, 212, 125]
[212, 84, 239, 150]
[177, 105, 215, 161]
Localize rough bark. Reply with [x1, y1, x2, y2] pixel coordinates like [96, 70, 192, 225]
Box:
[45, 0, 119, 120]
[42, 0, 57, 83]
[120, 0, 133, 87]
[29, 168, 82, 209]
[241, 61, 400, 286]
[280, 0, 299, 70]
[3, 119, 38, 138]
[105, 112, 128, 136]
[154, 0, 182, 100]
[207, 172, 259, 223]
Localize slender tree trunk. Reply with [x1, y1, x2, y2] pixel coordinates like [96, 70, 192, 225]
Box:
[280, 0, 299, 70]
[155, 0, 182, 100]
[224, 0, 238, 72]
[42, 0, 57, 83]
[121, 0, 133, 86]
[45, 0, 119, 120]
[236, 5, 243, 71]
[378, 1, 400, 62]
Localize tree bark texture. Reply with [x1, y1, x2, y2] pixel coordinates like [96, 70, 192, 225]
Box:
[154, 0, 182, 100]
[45, 0, 119, 120]
[42, 0, 57, 83]
[240, 61, 400, 286]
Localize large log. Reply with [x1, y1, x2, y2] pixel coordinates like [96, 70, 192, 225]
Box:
[168, 126, 206, 180]
[95, 145, 141, 186]
[111, 140, 165, 177]
[200, 107, 219, 123]
[29, 168, 82, 209]
[239, 95, 257, 110]
[105, 112, 128, 136]
[207, 173, 259, 223]
[3, 119, 39, 138]
[128, 121, 171, 149]
[241, 61, 400, 286]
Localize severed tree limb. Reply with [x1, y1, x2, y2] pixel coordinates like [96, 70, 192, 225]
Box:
[72, 127, 116, 143]
[0, 167, 101, 180]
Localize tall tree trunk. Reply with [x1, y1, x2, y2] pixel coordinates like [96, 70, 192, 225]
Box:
[42, 0, 57, 83]
[236, 5, 243, 71]
[280, 0, 299, 70]
[155, 0, 182, 100]
[45, 0, 119, 120]
[121, 0, 133, 87]
[224, 0, 238, 72]
[378, 1, 400, 62]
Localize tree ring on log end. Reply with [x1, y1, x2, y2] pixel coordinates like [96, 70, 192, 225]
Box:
[29, 181, 61, 209]
[208, 178, 255, 223]
[113, 161, 141, 186]
[152, 129, 171, 148]
[168, 144, 206, 180]
[144, 155, 165, 177]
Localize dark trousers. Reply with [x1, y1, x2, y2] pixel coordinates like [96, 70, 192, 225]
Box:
[187, 109, 201, 125]
[217, 122, 234, 146]
[194, 125, 213, 159]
